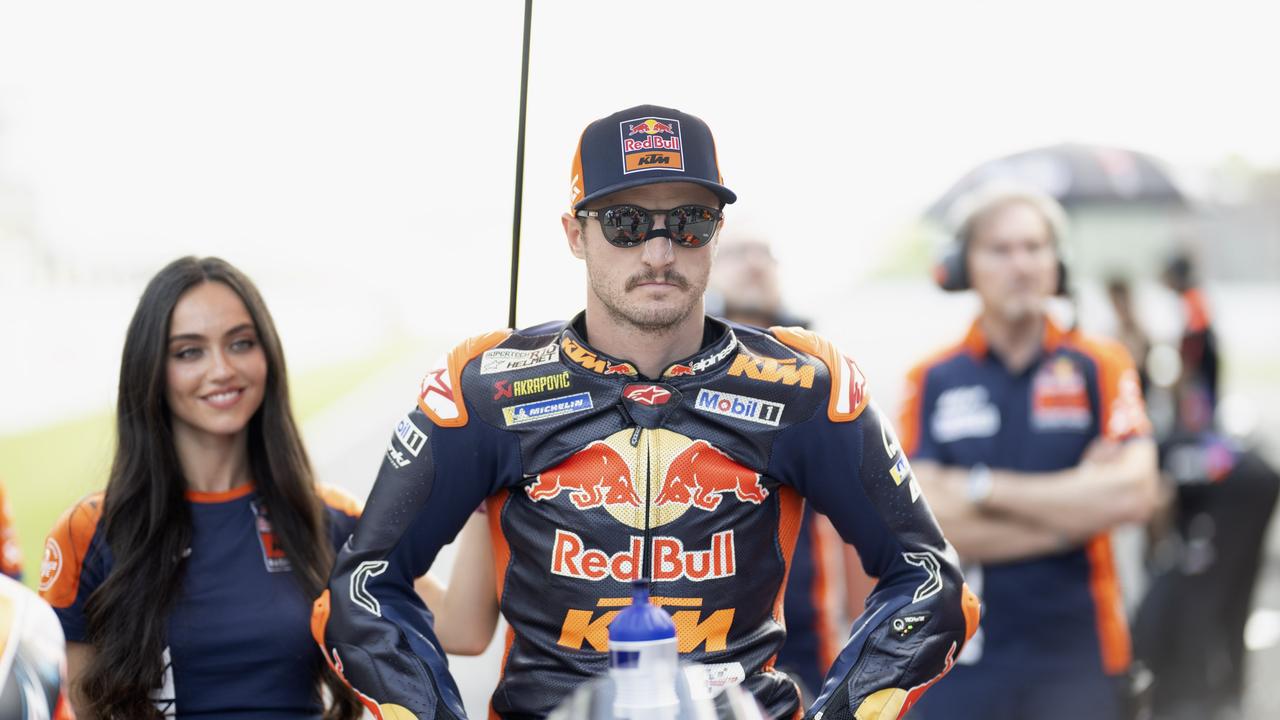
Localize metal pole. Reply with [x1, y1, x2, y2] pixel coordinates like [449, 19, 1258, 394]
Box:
[507, 0, 533, 330]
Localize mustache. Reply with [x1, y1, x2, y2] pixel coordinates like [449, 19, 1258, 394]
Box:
[626, 270, 690, 292]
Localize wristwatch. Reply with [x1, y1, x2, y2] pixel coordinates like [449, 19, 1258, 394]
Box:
[967, 463, 993, 507]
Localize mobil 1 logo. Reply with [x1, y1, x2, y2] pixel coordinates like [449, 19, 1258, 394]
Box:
[694, 389, 784, 426]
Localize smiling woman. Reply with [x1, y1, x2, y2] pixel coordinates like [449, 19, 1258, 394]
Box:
[37, 257, 362, 720]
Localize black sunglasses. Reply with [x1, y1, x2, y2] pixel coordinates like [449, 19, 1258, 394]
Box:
[576, 204, 723, 248]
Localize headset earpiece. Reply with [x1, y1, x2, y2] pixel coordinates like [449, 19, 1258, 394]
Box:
[935, 238, 970, 292]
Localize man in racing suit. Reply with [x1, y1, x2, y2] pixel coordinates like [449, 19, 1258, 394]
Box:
[311, 105, 979, 720]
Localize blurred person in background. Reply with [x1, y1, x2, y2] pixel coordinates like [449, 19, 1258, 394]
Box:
[312, 104, 979, 720]
[1105, 276, 1151, 396]
[1129, 253, 1280, 720]
[0, 574, 73, 719]
[902, 187, 1158, 720]
[0, 479, 21, 580]
[708, 237, 847, 702]
[40, 256, 362, 719]
[1162, 254, 1218, 434]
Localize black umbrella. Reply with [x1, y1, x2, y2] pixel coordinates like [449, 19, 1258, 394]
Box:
[926, 143, 1188, 220]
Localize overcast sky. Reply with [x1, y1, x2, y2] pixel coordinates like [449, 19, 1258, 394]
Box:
[2, 1, 1279, 430]
[3, 1, 1278, 313]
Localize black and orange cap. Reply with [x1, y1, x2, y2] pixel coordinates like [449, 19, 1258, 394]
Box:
[569, 104, 737, 211]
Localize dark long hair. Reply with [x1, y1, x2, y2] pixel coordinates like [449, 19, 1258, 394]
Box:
[80, 257, 359, 719]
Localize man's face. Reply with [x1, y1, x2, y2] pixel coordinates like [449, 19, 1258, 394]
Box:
[563, 181, 722, 333]
[967, 200, 1059, 323]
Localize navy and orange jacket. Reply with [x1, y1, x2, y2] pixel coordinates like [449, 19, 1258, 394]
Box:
[41, 484, 361, 718]
[899, 316, 1150, 675]
[312, 314, 979, 720]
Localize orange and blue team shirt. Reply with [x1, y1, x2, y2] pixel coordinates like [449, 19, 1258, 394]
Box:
[899, 316, 1150, 676]
[1, 480, 21, 580]
[39, 483, 360, 719]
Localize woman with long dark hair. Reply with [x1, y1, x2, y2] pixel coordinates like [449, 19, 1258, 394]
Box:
[40, 256, 361, 719]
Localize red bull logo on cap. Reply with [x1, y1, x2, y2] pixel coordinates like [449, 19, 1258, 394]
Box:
[525, 428, 766, 530]
[619, 116, 684, 174]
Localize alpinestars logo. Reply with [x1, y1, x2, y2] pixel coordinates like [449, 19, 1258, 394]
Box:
[624, 384, 672, 406]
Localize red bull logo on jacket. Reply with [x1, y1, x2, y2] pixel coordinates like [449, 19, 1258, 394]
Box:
[551, 529, 735, 582]
[618, 116, 684, 174]
[525, 429, 767, 529]
[1031, 357, 1090, 431]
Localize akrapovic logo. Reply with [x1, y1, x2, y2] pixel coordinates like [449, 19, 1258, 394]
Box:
[695, 389, 784, 426]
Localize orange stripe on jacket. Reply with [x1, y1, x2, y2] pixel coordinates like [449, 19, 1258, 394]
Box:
[39, 492, 105, 608]
[762, 487, 806, 679]
[1086, 534, 1131, 674]
[486, 489, 516, 720]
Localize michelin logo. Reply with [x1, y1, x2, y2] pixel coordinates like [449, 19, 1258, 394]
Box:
[503, 392, 593, 426]
[695, 389, 784, 426]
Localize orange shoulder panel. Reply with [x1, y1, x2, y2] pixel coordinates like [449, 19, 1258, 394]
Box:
[770, 326, 869, 423]
[1066, 332, 1152, 440]
[418, 329, 512, 428]
[316, 483, 363, 518]
[39, 492, 105, 609]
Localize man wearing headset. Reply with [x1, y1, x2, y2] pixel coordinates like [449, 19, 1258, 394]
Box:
[900, 186, 1158, 720]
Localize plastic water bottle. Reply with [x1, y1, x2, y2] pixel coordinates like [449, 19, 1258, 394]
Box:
[608, 580, 679, 719]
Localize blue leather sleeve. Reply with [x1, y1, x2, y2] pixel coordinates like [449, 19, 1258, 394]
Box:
[769, 401, 978, 720]
[314, 405, 520, 720]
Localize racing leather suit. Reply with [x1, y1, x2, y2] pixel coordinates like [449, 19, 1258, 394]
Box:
[312, 315, 979, 720]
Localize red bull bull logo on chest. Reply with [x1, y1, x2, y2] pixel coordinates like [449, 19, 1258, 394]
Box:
[525, 428, 768, 530]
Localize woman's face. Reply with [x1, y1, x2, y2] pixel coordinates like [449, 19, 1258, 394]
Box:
[165, 281, 268, 442]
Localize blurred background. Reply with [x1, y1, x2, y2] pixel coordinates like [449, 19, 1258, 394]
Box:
[2, 1, 1277, 717]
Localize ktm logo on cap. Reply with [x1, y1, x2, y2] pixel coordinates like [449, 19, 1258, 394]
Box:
[619, 116, 684, 174]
